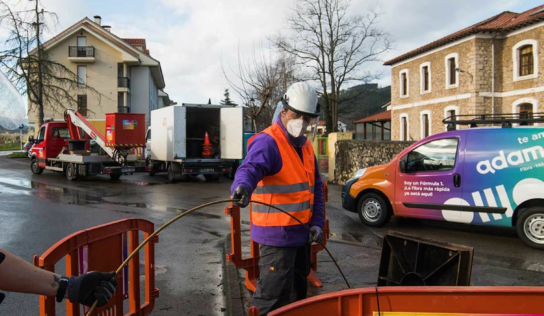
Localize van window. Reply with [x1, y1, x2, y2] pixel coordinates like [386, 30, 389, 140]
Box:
[406, 138, 458, 172]
[52, 127, 70, 138]
[146, 129, 151, 141]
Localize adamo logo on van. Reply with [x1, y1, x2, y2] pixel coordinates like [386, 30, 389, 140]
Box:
[476, 145, 544, 174]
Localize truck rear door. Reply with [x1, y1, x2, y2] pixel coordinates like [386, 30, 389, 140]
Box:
[220, 107, 243, 160]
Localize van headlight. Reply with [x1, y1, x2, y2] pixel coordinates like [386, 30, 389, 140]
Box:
[352, 168, 367, 180]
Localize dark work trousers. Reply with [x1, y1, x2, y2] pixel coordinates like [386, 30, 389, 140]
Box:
[251, 243, 311, 316]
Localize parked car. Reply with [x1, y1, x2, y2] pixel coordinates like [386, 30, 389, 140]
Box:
[342, 115, 544, 249]
[24, 139, 33, 156]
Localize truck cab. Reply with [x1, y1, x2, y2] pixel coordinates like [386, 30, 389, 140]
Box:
[30, 122, 70, 171]
[342, 114, 544, 250]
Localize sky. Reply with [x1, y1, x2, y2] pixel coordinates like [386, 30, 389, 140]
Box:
[4, 0, 544, 106]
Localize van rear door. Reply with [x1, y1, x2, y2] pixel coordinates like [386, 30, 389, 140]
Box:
[220, 107, 243, 160]
[394, 135, 466, 221]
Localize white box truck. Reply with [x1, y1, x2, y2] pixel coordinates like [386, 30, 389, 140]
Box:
[145, 103, 244, 181]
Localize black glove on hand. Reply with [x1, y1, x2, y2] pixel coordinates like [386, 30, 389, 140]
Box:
[232, 185, 250, 208]
[67, 271, 118, 307]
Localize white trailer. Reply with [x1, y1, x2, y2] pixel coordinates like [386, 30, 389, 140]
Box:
[146, 103, 243, 181]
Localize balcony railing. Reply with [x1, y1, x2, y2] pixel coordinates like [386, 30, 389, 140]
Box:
[118, 77, 130, 89]
[69, 46, 95, 58]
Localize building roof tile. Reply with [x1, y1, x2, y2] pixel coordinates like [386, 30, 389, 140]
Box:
[353, 110, 391, 124]
[384, 5, 544, 66]
[122, 38, 146, 45]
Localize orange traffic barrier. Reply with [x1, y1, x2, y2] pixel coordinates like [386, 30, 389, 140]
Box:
[33, 218, 159, 316]
[266, 286, 544, 315]
[225, 183, 330, 292]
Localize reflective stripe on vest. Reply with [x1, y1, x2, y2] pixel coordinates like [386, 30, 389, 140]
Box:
[249, 122, 316, 227]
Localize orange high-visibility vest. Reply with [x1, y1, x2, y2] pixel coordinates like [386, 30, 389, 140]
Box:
[249, 122, 316, 227]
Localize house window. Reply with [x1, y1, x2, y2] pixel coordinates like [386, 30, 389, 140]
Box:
[445, 53, 459, 88]
[448, 58, 456, 85]
[421, 111, 431, 139]
[513, 40, 538, 81]
[420, 62, 431, 93]
[77, 66, 86, 88]
[519, 103, 533, 126]
[400, 114, 409, 141]
[77, 95, 87, 116]
[519, 45, 534, 77]
[399, 69, 409, 97]
[423, 66, 429, 91]
[444, 106, 459, 131]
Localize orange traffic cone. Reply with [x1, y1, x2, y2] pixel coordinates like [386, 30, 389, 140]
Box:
[202, 131, 213, 157]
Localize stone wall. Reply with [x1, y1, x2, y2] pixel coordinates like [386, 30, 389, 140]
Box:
[334, 140, 414, 185]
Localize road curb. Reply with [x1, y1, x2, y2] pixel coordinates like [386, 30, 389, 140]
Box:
[222, 233, 249, 316]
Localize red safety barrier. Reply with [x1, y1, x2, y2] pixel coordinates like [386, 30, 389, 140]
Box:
[266, 286, 544, 316]
[225, 183, 331, 292]
[33, 218, 159, 316]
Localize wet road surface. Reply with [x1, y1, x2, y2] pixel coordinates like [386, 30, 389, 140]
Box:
[1, 156, 543, 315]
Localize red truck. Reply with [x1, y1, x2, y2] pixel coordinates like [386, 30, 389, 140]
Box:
[29, 110, 148, 181]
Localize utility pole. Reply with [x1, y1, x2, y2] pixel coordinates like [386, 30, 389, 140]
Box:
[33, 0, 44, 126]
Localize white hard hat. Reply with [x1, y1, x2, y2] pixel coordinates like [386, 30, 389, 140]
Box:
[282, 82, 319, 117]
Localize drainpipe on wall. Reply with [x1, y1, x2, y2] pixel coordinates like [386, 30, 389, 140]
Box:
[491, 32, 499, 116]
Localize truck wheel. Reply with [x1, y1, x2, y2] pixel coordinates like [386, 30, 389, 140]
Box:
[516, 207, 544, 250]
[204, 174, 221, 182]
[357, 192, 390, 227]
[109, 173, 122, 180]
[228, 161, 239, 179]
[30, 158, 43, 175]
[147, 159, 155, 176]
[167, 163, 176, 183]
[66, 163, 78, 181]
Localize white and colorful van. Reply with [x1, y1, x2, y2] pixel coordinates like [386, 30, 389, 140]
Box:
[342, 115, 544, 249]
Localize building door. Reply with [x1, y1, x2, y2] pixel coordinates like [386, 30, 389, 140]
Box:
[77, 36, 86, 57]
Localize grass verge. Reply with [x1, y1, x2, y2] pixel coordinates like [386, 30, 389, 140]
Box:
[0, 143, 21, 151]
[7, 152, 28, 158]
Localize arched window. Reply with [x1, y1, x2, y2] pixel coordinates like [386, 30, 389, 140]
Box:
[519, 45, 534, 77]
[513, 40, 538, 81]
[519, 103, 533, 126]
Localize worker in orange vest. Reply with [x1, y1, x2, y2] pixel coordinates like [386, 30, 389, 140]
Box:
[232, 82, 324, 315]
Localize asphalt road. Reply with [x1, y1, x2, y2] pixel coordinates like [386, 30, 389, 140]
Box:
[1, 156, 543, 315]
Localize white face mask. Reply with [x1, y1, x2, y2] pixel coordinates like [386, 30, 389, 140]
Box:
[286, 119, 309, 138]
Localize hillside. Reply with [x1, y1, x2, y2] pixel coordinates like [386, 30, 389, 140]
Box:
[336, 84, 391, 130]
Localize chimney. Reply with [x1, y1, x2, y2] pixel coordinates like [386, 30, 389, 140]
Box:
[94, 15, 102, 26]
[102, 25, 111, 32]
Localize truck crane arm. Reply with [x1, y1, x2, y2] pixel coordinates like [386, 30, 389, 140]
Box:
[64, 109, 129, 166]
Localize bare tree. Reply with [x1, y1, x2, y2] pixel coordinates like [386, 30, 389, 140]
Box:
[223, 46, 297, 131]
[0, 0, 104, 127]
[274, 0, 391, 134]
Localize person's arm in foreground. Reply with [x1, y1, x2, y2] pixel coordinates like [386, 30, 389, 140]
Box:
[0, 248, 117, 306]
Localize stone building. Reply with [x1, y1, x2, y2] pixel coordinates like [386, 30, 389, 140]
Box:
[384, 5, 544, 141]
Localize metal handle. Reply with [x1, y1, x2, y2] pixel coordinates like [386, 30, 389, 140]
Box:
[454, 173, 461, 188]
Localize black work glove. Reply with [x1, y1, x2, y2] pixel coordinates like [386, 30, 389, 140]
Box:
[67, 271, 118, 307]
[232, 185, 250, 208]
[308, 226, 324, 244]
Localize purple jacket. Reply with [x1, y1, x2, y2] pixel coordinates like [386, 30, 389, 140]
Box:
[231, 119, 325, 247]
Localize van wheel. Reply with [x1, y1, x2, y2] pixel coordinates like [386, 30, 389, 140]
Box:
[516, 207, 544, 250]
[109, 173, 122, 180]
[357, 193, 390, 227]
[167, 163, 176, 183]
[30, 158, 43, 175]
[204, 174, 221, 182]
[66, 163, 78, 181]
